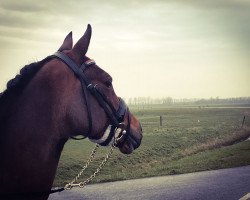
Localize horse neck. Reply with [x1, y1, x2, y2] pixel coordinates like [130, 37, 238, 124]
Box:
[0, 65, 70, 198]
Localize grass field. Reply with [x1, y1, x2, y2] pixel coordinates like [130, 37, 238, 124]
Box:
[53, 106, 250, 186]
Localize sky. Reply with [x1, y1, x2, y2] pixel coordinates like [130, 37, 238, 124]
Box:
[0, 0, 249, 99]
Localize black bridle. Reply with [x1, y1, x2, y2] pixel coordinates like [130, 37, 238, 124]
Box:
[53, 51, 138, 147]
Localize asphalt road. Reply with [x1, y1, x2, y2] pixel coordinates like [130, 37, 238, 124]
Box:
[49, 166, 250, 200]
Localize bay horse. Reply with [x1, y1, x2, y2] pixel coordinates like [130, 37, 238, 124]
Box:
[0, 24, 142, 200]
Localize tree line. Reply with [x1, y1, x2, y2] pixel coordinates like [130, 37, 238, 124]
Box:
[126, 96, 250, 106]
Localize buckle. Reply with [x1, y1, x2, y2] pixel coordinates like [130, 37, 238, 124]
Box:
[114, 123, 127, 145]
[115, 130, 127, 144]
[117, 122, 125, 129]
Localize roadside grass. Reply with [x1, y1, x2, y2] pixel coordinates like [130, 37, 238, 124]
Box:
[181, 126, 250, 156]
[155, 140, 250, 176]
[53, 107, 250, 186]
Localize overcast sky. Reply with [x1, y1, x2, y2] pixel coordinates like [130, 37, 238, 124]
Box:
[0, 0, 249, 99]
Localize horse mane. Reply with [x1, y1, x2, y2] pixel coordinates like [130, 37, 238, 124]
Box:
[0, 56, 53, 122]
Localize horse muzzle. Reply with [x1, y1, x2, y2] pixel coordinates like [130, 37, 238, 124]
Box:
[115, 122, 143, 154]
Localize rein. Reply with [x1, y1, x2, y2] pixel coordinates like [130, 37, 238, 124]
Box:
[58, 127, 125, 193]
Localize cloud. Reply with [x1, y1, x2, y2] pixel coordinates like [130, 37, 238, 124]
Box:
[1, 0, 249, 50]
[167, 0, 250, 10]
[156, 0, 250, 51]
[0, 0, 249, 98]
[0, 1, 46, 13]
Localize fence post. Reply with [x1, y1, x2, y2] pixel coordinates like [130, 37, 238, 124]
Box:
[241, 116, 246, 128]
[160, 115, 162, 126]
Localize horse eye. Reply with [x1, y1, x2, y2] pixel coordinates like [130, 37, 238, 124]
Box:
[105, 81, 112, 88]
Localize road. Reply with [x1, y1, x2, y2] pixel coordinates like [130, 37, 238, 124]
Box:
[49, 166, 250, 200]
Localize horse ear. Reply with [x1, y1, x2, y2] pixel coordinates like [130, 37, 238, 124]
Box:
[72, 24, 92, 56]
[58, 31, 73, 51]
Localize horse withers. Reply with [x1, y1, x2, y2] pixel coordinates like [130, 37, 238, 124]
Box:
[0, 25, 142, 200]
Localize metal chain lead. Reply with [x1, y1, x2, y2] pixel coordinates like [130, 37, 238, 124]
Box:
[64, 140, 118, 190]
[80, 142, 116, 187]
[64, 143, 100, 190]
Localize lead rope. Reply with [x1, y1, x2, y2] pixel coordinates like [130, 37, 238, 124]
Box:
[64, 139, 118, 190]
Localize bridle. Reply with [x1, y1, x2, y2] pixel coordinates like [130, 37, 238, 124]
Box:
[53, 51, 139, 147]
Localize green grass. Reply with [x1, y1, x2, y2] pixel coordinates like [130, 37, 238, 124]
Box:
[53, 107, 250, 186]
[147, 140, 250, 176]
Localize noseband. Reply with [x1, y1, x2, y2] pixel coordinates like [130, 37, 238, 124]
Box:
[53, 51, 138, 147]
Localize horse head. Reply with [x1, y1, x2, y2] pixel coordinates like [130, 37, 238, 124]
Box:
[46, 25, 142, 154]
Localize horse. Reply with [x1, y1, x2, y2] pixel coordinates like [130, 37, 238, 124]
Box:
[0, 24, 143, 200]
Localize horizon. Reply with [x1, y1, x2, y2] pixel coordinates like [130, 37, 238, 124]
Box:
[0, 0, 249, 99]
[125, 96, 250, 99]
[123, 96, 250, 102]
